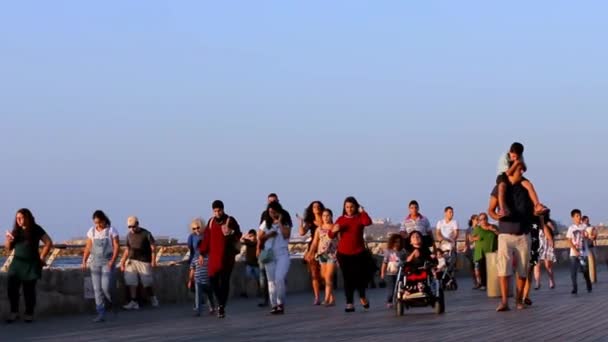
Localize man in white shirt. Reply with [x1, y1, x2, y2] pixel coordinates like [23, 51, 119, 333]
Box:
[566, 209, 592, 294]
[436, 206, 459, 251]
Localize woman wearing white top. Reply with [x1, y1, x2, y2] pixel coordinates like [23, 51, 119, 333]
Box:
[81, 210, 120, 322]
[257, 201, 291, 315]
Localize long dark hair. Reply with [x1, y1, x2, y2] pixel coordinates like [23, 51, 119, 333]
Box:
[92, 210, 111, 227]
[468, 214, 478, 228]
[304, 201, 325, 226]
[342, 196, 360, 216]
[265, 201, 286, 229]
[12, 208, 38, 247]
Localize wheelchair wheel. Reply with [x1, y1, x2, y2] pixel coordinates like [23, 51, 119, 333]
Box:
[395, 280, 404, 316]
[396, 300, 404, 316]
[434, 288, 445, 314]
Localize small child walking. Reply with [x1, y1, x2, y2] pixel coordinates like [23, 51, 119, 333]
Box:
[381, 234, 406, 308]
[188, 242, 216, 316]
[566, 209, 592, 295]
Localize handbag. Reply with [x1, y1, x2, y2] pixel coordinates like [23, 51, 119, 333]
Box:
[259, 227, 277, 264]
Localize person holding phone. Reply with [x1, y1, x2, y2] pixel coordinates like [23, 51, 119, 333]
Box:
[5, 208, 53, 323]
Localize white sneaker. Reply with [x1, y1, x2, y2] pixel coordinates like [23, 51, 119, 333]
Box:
[150, 296, 159, 308]
[123, 301, 140, 310]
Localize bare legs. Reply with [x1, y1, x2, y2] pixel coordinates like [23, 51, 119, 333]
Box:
[308, 261, 321, 305]
[320, 263, 335, 305]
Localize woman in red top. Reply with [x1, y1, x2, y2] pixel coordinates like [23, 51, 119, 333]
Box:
[329, 196, 373, 312]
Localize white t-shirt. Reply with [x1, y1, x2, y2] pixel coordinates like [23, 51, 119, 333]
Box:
[87, 226, 119, 240]
[497, 153, 526, 175]
[566, 224, 588, 257]
[259, 222, 289, 254]
[436, 219, 459, 241]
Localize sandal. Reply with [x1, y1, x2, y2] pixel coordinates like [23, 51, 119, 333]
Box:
[360, 298, 370, 310]
[496, 303, 510, 312]
[523, 298, 533, 306]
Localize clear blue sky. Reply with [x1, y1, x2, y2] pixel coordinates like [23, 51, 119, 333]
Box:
[1, 1, 607, 241]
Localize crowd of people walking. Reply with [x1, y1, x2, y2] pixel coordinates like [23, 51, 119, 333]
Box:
[1, 143, 603, 323]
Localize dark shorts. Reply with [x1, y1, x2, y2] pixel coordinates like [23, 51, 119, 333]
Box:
[496, 173, 528, 186]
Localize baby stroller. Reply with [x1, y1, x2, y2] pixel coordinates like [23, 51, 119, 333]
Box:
[437, 240, 458, 291]
[393, 259, 445, 316]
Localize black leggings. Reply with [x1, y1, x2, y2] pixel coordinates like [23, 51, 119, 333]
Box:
[210, 267, 233, 308]
[337, 252, 368, 305]
[477, 256, 488, 287]
[8, 275, 37, 315]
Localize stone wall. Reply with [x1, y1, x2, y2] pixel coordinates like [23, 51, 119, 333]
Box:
[2, 245, 606, 317]
[0, 259, 316, 317]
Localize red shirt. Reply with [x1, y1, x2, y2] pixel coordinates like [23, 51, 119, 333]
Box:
[199, 215, 241, 277]
[329, 212, 372, 255]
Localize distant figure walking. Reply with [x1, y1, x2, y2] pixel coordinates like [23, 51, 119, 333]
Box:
[5, 208, 53, 323]
[187, 218, 215, 316]
[120, 216, 159, 310]
[329, 196, 373, 313]
[81, 210, 120, 322]
[298, 200, 325, 305]
[258, 201, 292, 315]
[309, 208, 338, 307]
[258, 193, 292, 307]
[400, 200, 434, 252]
[199, 200, 242, 318]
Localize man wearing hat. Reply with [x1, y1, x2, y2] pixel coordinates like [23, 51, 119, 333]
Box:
[120, 216, 159, 310]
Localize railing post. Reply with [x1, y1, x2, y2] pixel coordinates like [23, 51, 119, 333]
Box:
[1, 249, 15, 272]
[155, 246, 165, 264]
[44, 248, 61, 269]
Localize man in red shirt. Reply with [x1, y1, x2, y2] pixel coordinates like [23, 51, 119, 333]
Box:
[199, 200, 242, 318]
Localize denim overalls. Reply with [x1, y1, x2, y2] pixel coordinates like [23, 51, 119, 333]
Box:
[90, 227, 114, 316]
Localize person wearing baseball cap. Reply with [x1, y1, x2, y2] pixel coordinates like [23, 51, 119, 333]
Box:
[120, 216, 159, 310]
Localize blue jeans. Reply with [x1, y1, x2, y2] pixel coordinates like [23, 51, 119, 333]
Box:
[259, 261, 269, 303]
[385, 275, 397, 304]
[90, 264, 113, 307]
[246, 265, 260, 281]
[195, 282, 215, 314]
[570, 256, 591, 292]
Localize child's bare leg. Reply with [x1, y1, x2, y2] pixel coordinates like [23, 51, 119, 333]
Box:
[521, 179, 547, 214]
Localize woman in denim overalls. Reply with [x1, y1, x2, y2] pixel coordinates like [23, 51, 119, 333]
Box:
[82, 210, 120, 322]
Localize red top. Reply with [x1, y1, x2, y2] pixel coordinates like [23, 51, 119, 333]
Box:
[199, 215, 241, 277]
[329, 211, 372, 255]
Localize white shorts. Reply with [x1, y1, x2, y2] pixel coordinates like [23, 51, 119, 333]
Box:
[497, 234, 530, 278]
[124, 260, 154, 287]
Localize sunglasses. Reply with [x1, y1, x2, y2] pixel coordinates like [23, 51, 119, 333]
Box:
[191, 226, 201, 231]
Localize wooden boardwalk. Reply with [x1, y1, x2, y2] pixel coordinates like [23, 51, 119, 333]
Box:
[3, 268, 608, 341]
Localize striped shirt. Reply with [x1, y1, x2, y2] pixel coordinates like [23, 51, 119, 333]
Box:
[191, 258, 209, 285]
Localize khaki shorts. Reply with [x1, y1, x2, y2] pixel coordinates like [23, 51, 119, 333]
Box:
[497, 234, 530, 278]
[124, 260, 154, 287]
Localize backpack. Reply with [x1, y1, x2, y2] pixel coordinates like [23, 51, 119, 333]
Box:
[504, 183, 534, 222]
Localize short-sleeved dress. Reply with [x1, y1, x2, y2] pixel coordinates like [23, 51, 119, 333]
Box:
[8, 225, 47, 281]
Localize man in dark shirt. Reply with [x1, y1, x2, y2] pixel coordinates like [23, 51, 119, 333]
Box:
[120, 216, 159, 310]
[488, 183, 534, 312]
